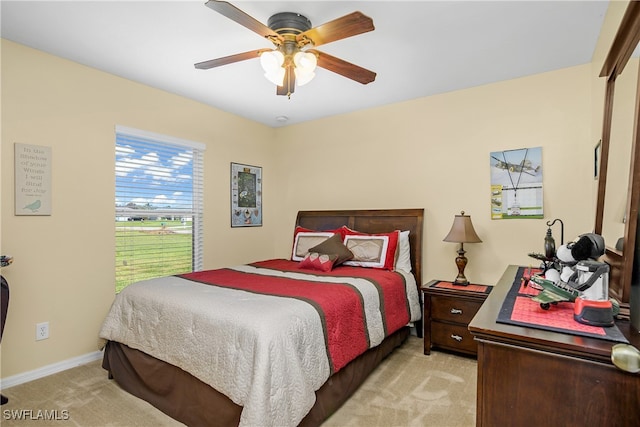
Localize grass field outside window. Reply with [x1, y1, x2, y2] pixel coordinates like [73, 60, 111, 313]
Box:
[115, 220, 192, 293]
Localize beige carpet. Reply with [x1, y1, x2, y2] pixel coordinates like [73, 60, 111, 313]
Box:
[1, 336, 476, 426]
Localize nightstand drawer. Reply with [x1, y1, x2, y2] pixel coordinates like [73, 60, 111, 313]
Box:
[431, 321, 477, 354]
[430, 295, 482, 324]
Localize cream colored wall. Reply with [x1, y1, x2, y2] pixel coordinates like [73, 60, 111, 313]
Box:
[0, 40, 277, 377]
[273, 65, 597, 286]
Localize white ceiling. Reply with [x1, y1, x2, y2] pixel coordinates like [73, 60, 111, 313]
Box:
[1, 1, 610, 127]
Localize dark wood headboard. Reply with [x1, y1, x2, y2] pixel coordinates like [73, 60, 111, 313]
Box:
[295, 209, 424, 286]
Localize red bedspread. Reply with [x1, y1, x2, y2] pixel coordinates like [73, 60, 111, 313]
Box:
[180, 259, 410, 373]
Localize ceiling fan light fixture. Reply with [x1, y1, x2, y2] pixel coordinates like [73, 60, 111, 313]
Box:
[294, 68, 315, 86]
[293, 51, 317, 73]
[293, 51, 317, 86]
[264, 68, 286, 86]
[260, 50, 286, 85]
[260, 50, 284, 72]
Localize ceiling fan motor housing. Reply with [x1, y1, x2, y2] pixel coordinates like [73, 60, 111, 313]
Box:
[268, 12, 312, 35]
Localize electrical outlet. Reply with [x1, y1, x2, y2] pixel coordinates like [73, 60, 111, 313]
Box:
[36, 322, 49, 341]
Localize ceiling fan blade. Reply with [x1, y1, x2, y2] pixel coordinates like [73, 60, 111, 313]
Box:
[297, 11, 374, 47]
[205, 0, 282, 42]
[310, 50, 376, 85]
[277, 67, 296, 97]
[194, 49, 264, 69]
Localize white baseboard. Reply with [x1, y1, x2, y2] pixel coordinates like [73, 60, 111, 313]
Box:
[0, 350, 103, 389]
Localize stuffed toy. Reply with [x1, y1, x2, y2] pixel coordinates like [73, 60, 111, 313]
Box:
[545, 233, 605, 284]
[570, 233, 605, 260]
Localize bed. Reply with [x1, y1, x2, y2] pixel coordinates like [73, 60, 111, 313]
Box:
[99, 208, 424, 427]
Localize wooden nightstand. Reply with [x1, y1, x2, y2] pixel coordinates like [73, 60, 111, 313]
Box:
[422, 280, 492, 357]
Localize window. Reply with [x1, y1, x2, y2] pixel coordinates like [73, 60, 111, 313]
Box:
[115, 126, 204, 292]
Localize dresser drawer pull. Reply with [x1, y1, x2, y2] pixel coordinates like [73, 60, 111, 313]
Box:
[450, 308, 463, 315]
[451, 334, 463, 342]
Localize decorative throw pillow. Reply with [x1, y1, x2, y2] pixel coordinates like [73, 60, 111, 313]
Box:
[309, 233, 354, 266]
[299, 252, 339, 272]
[342, 229, 400, 270]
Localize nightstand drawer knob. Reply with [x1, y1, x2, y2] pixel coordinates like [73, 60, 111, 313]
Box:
[451, 334, 463, 342]
[450, 308, 463, 315]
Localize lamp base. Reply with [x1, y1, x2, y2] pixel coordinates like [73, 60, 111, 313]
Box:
[453, 277, 470, 286]
[454, 245, 469, 286]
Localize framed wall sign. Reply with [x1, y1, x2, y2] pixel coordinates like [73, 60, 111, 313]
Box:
[15, 143, 52, 215]
[490, 146, 543, 219]
[231, 162, 262, 227]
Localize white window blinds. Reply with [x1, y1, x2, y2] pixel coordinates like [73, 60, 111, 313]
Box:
[115, 126, 204, 292]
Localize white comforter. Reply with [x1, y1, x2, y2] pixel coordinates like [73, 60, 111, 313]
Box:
[99, 264, 420, 427]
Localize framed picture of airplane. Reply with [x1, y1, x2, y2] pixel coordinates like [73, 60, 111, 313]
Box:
[490, 147, 543, 219]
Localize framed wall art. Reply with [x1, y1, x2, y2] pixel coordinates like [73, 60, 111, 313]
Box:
[231, 162, 262, 227]
[15, 143, 52, 216]
[490, 147, 543, 219]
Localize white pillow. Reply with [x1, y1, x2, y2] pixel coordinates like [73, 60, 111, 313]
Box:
[395, 230, 412, 272]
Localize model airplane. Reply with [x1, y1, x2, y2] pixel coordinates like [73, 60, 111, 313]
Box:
[529, 261, 617, 325]
[491, 156, 540, 176]
[529, 275, 580, 310]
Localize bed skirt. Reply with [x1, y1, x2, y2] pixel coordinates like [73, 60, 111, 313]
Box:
[102, 326, 410, 427]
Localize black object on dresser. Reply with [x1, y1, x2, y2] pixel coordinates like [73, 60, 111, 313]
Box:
[422, 279, 492, 357]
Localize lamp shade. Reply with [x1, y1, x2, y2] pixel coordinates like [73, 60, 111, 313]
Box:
[443, 211, 482, 243]
[293, 51, 317, 86]
[264, 68, 286, 86]
[260, 50, 285, 85]
[293, 51, 317, 73]
[260, 50, 284, 72]
[294, 68, 315, 86]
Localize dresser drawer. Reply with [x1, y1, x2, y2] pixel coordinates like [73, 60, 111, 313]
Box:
[430, 295, 482, 324]
[431, 321, 478, 354]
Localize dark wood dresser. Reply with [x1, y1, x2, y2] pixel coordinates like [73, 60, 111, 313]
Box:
[469, 265, 640, 427]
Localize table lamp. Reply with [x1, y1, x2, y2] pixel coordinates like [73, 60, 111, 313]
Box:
[443, 211, 482, 285]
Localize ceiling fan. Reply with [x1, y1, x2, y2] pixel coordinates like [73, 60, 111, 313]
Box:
[195, 0, 377, 98]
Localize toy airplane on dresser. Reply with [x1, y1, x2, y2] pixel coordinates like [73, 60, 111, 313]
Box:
[529, 261, 619, 327]
[529, 275, 580, 309]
